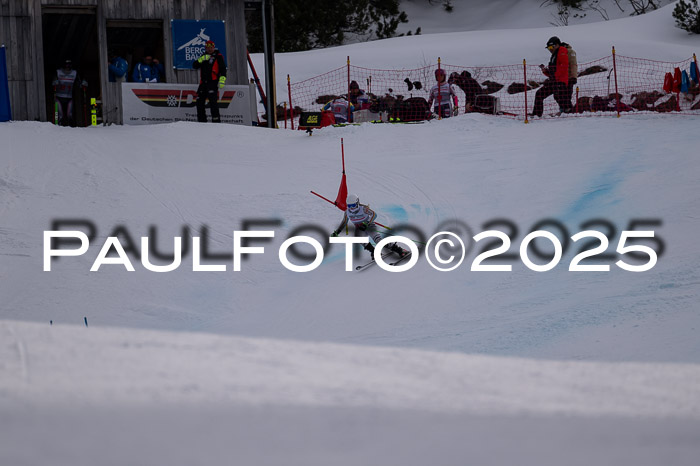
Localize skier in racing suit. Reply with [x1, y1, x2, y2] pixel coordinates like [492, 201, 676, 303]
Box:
[331, 193, 405, 259]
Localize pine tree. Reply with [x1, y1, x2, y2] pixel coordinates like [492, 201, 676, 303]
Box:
[246, 1, 409, 53]
[673, 0, 700, 34]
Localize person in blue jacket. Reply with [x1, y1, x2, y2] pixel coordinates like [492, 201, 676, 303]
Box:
[107, 50, 128, 83]
[132, 54, 164, 83]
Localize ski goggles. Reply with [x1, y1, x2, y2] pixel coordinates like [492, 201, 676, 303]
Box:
[347, 201, 359, 209]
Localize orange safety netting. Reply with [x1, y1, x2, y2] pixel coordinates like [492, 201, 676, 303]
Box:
[273, 53, 700, 127]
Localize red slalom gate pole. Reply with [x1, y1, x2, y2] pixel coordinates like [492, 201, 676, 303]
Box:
[612, 46, 620, 118]
[311, 190, 337, 206]
[523, 59, 529, 124]
[287, 74, 294, 130]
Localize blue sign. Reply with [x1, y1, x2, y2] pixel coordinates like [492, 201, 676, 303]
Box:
[0, 46, 12, 122]
[171, 20, 227, 70]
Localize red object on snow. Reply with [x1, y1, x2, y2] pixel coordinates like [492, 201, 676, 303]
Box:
[321, 111, 336, 127]
[663, 72, 673, 93]
[334, 138, 348, 210]
[672, 67, 682, 93]
[334, 173, 348, 210]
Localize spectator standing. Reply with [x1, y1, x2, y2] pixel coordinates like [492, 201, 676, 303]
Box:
[193, 40, 227, 123]
[427, 68, 458, 118]
[531, 36, 572, 117]
[52, 59, 87, 126]
[561, 41, 578, 110]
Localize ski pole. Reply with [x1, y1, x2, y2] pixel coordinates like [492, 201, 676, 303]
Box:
[310, 190, 390, 230]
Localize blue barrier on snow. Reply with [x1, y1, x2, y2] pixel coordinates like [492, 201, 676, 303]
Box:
[0, 46, 12, 122]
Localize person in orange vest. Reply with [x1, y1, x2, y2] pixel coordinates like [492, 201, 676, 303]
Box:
[531, 37, 573, 117]
[193, 40, 227, 122]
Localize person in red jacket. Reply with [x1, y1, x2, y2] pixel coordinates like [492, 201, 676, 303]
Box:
[193, 40, 227, 123]
[531, 36, 573, 117]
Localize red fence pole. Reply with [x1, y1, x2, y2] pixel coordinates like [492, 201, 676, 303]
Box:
[612, 46, 620, 118]
[347, 56, 351, 122]
[523, 59, 529, 124]
[287, 74, 294, 130]
[437, 57, 442, 120]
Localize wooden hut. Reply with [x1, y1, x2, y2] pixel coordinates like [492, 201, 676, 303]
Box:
[0, 0, 248, 124]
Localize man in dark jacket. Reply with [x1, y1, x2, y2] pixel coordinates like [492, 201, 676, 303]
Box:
[193, 40, 227, 123]
[531, 36, 572, 117]
[449, 70, 484, 110]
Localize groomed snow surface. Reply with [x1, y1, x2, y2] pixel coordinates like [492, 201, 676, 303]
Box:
[2, 3, 700, 465]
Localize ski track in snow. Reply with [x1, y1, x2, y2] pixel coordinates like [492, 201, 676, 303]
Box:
[1, 113, 699, 361]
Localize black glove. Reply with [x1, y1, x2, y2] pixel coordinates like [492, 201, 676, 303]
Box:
[358, 222, 367, 231]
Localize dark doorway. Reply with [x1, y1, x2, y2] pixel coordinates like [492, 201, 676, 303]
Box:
[106, 20, 165, 83]
[42, 6, 100, 126]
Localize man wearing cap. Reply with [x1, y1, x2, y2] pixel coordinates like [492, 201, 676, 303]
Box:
[348, 81, 370, 110]
[193, 40, 227, 123]
[531, 36, 572, 117]
[51, 59, 87, 126]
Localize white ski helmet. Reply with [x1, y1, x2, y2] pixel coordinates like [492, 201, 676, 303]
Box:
[346, 193, 360, 209]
